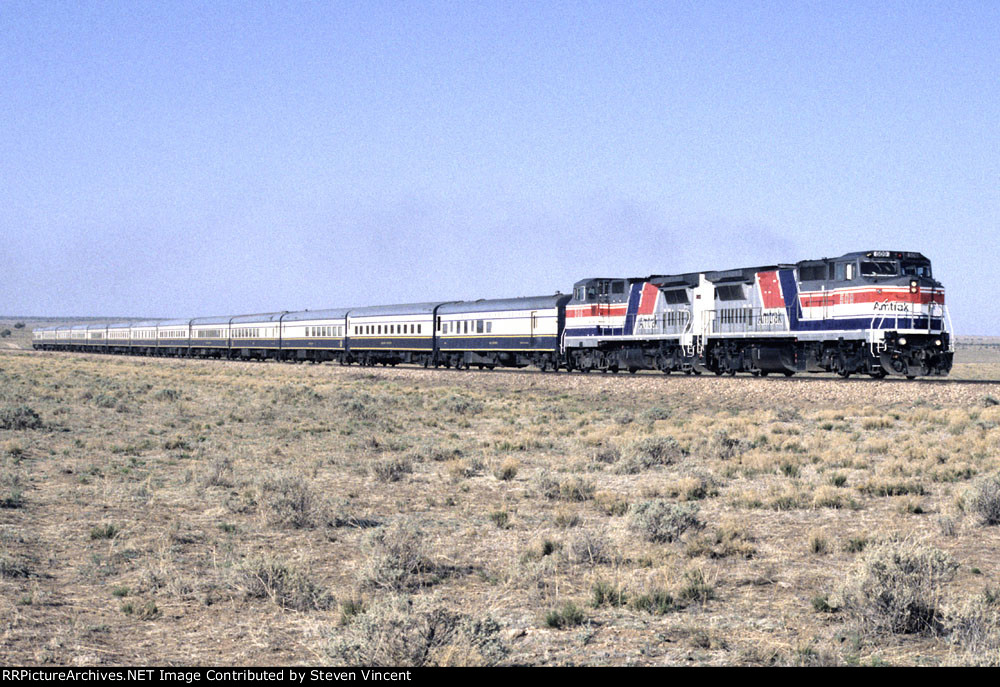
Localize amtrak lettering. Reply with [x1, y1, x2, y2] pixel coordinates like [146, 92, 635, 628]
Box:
[873, 300, 911, 313]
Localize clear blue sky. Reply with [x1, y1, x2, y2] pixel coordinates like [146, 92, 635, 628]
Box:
[2, 1, 997, 332]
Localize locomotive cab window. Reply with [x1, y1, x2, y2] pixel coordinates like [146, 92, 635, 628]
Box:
[901, 262, 932, 278]
[860, 261, 898, 277]
[799, 264, 827, 281]
[836, 263, 854, 281]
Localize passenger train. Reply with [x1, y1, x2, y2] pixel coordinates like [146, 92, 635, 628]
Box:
[33, 250, 953, 378]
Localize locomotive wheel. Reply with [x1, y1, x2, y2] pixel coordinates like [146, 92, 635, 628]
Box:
[783, 371, 794, 377]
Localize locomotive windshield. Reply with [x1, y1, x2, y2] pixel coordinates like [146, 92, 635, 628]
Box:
[901, 261, 932, 278]
[859, 261, 898, 277]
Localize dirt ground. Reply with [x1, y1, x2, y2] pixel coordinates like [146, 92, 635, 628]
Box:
[2, 347, 1000, 665]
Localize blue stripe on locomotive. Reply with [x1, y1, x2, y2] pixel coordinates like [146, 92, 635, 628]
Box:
[793, 317, 943, 332]
[625, 283, 643, 335]
[778, 269, 800, 329]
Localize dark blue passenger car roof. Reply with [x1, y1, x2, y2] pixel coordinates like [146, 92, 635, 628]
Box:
[348, 302, 447, 317]
[438, 295, 570, 314]
[284, 308, 352, 322]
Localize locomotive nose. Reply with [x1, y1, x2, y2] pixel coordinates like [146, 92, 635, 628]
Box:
[908, 275, 941, 294]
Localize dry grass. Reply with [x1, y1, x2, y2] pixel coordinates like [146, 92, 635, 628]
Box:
[2, 347, 1000, 665]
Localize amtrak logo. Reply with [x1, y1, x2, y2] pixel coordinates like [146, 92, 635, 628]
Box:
[874, 300, 910, 313]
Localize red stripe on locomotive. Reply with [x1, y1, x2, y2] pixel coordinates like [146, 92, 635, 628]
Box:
[799, 289, 945, 308]
[566, 304, 628, 318]
[757, 271, 785, 309]
[637, 283, 659, 315]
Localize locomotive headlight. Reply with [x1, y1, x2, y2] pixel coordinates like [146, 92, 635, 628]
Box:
[898, 337, 908, 347]
[935, 339, 942, 347]
[909, 279, 919, 294]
